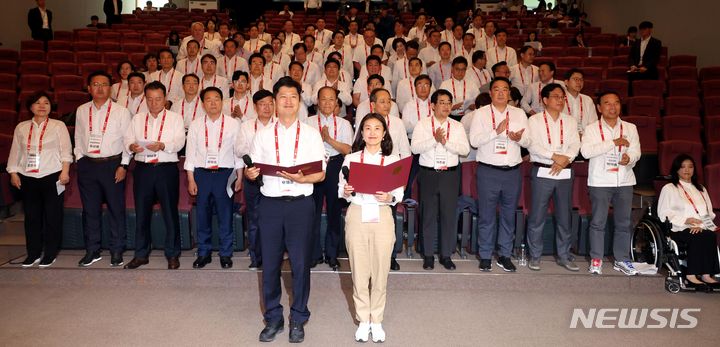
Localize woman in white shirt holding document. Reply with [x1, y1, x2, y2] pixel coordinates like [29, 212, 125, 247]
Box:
[339, 113, 403, 343]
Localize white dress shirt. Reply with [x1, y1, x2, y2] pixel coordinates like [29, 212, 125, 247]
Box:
[439, 77, 479, 116]
[170, 95, 207, 129]
[235, 117, 277, 163]
[300, 61, 321, 86]
[222, 93, 257, 123]
[353, 114, 411, 159]
[243, 39, 267, 54]
[407, 27, 427, 46]
[427, 61, 452, 88]
[249, 74, 274, 96]
[401, 96, 434, 137]
[217, 55, 249, 79]
[124, 110, 185, 163]
[116, 93, 148, 116]
[485, 45, 518, 70]
[338, 149, 404, 205]
[263, 62, 286, 84]
[250, 119, 326, 197]
[281, 32, 302, 55]
[384, 35, 410, 57]
[153, 69, 184, 103]
[418, 46, 440, 66]
[176, 36, 221, 61]
[411, 116, 470, 168]
[564, 92, 597, 133]
[459, 110, 477, 163]
[476, 34, 496, 53]
[352, 78, 393, 104]
[658, 181, 716, 232]
[199, 74, 230, 99]
[527, 111, 580, 165]
[305, 113, 354, 157]
[176, 57, 203, 78]
[111, 80, 128, 102]
[580, 118, 641, 187]
[7, 118, 73, 178]
[323, 44, 355, 75]
[469, 104, 531, 166]
[509, 64, 540, 94]
[352, 39, 384, 66]
[314, 29, 333, 51]
[74, 100, 132, 164]
[311, 76, 353, 106]
[639, 36, 650, 65]
[344, 33, 362, 49]
[184, 114, 241, 171]
[466, 66, 492, 90]
[354, 99, 401, 130]
[467, 27, 485, 49]
[520, 80, 566, 114]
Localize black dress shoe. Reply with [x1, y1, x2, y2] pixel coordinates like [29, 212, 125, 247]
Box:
[220, 256, 233, 269]
[440, 257, 456, 270]
[288, 321, 305, 343]
[167, 256, 180, 269]
[390, 257, 400, 271]
[193, 255, 212, 268]
[259, 320, 284, 342]
[423, 256, 434, 270]
[110, 252, 124, 267]
[248, 260, 262, 270]
[479, 259, 492, 272]
[123, 257, 149, 269]
[327, 257, 340, 270]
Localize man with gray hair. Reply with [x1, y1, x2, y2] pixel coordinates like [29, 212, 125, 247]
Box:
[177, 22, 221, 60]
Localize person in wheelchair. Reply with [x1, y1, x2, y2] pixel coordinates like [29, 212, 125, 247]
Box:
[657, 154, 719, 287]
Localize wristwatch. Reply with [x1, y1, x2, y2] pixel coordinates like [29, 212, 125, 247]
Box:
[119, 164, 128, 170]
[391, 196, 396, 203]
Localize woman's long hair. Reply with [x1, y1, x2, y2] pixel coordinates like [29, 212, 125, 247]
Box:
[669, 153, 705, 192]
[351, 113, 393, 157]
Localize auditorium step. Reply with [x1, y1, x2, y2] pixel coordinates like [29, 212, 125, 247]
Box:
[0, 250, 664, 294]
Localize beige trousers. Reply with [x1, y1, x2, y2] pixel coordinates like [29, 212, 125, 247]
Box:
[344, 203, 396, 323]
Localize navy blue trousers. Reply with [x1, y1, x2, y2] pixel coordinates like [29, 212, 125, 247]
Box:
[243, 176, 261, 263]
[195, 168, 234, 257]
[133, 162, 181, 258]
[312, 155, 344, 260]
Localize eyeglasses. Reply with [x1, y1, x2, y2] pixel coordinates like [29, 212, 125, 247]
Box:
[436, 101, 453, 106]
[547, 94, 565, 100]
[91, 83, 110, 88]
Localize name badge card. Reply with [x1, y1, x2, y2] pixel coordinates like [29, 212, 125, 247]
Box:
[205, 153, 219, 169]
[494, 138, 508, 155]
[605, 152, 619, 172]
[701, 215, 717, 231]
[434, 146, 448, 170]
[145, 151, 159, 163]
[88, 133, 103, 154]
[26, 152, 40, 173]
[361, 201, 380, 223]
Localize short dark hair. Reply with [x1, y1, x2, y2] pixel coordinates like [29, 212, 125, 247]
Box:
[116, 60, 135, 75]
[317, 86, 339, 100]
[273, 76, 302, 97]
[369, 88, 389, 103]
[540, 83, 565, 99]
[259, 44, 273, 55]
[409, 57, 423, 66]
[391, 37, 406, 51]
[495, 28, 507, 36]
[288, 60, 304, 71]
[472, 50, 486, 64]
[491, 61, 508, 74]
[452, 56, 468, 67]
[143, 53, 158, 66]
[352, 113, 393, 156]
[539, 61, 556, 72]
[438, 41, 451, 50]
[144, 81, 167, 96]
[627, 26, 638, 34]
[431, 89, 453, 104]
[157, 48, 175, 61]
[596, 90, 622, 105]
[639, 21, 653, 30]
[182, 73, 200, 84]
[367, 74, 384, 86]
[90, 15, 99, 21]
[366, 54, 381, 65]
[406, 40, 420, 51]
[127, 72, 146, 83]
[474, 92, 491, 108]
[414, 74, 431, 87]
[232, 70, 249, 82]
[252, 89, 273, 104]
[87, 70, 112, 86]
[200, 86, 223, 101]
[324, 58, 340, 69]
[187, 39, 200, 49]
[564, 68, 584, 80]
[293, 42, 307, 53]
[249, 53, 266, 65]
[25, 90, 53, 113]
[201, 54, 217, 64]
[489, 77, 511, 90]
[519, 46, 534, 55]
[223, 38, 238, 48]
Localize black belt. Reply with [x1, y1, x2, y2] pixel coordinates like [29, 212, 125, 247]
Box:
[136, 161, 177, 167]
[420, 165, 459, 172]
[264, 195, 308, 202]
[477, 162, 520, 171]
[533, 162, 573, 169]
[328, 154, 343, 161]
[197, 167, 233, 173]
[84, 154, 122, 163]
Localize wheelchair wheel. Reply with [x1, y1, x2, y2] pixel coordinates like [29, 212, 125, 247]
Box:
[631, 218, 665, 268]
[665, 278, 681, 294]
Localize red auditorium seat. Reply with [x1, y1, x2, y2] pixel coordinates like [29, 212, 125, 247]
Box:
[47, 40, 72, 51]
[707, 142, 720, 165]
[102, 52, 128, 66]
[582, 57, 609, 68]
[572, 161, 591, 215]
[610, 55, 628, 67]
[668, 66, 697, 80]
[0, 109, 17, 132]
[73, 41, 97, 52]
[704, 165, 720, 219]
[533, 56, 555, 67]
[75, 51, 102, 64]
[589, 46, 614, 57]
[121, 32, 143, 44]
[564, 47, 588, 57]
[556, 56, 582, 68]
[46, 50, 75, 63]
[97, 41, 121, 52]
[706, 117, 720, 143]
[658, 140, 704, 181]
[704, 96, 720, 116]
[0, 49, 19, 61]
[122, 43, 146, 54]
[0, 74, 17, 91]
[20, 40, 44, 51]
[80, 63, 109, 81]
[631, 80, 665, 97]
[664, 96, 701, 117]
[669, 55, 697, 67]
[540, 47, 562, 57]
[20, 50, 46, 62]
[700, 66, 720, 81]
[599, 79, 628, 99]
[75, 30, 97, 42]
[606, 66, 628, 79]
[49, 62, 79, 76]
[129, 53, 145, 68]
[667, 80, 698, 97]
[54, 31, 73, 41]
[19, 61, 48, 75]
[701, 80, 720, 97]
[624, 116, 658, 153]
[146, 44, 169, 54]
[98, 30, 122, 42]
[143, 33, 166, 45]
[0, 89, 15, 109]
[19, 74, 50, 91]
[52, 75, 84, 91]
[662, 116, 701, 141]
[0, 61, 17, 75]
[627, 96, 662, 121]
[582, 79, 599, 95]
[56, 91, 90, 115]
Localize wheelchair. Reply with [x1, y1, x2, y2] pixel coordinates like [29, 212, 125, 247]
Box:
[631, 207, 720, 293]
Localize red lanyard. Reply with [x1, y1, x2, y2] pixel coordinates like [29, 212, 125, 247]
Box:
[231, 95, 250, 116]
[538, 79, 554, 101]
[89, 102, 112, 134]
[565, 94, 583, 123]
[123, 89, 130, 106]
[27, 119, 49, 153]
[431, 116, 450, 140]
[495, 46, 508, 63]
[409, 78, 416, 98]
[439, 63, 446, 81]
[350, 34, 357, 47]
[317, 30, 324, 45]
[204, 115, 225, 152]
[599, 121, 624, 151]
[224, 56, 237, 75]
[403, 60, 408, 80]
[416, 100, 431, 120]
[302, 62, 310, 83]
[519, 65, 533, 85]
[274, 121, 301, 165]
[144, 110, 167, 141]
[451, 79, 466, 101]
[115, 81, 124, 100]
[186, 59, 198, 75]
[542, 111, 563, 146]
[491, 107, 509, 136]
[472, 67, 487, 86]
[127, 95, 144, 114]
[360, 150, 384, 165]
[182, 98, 200, 121]
[678, 184, 710, 215]
[162, 69, 176, 93]
[201, 75, 217, 90]
[317, 114, 337, 140]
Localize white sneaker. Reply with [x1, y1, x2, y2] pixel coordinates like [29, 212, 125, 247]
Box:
[370, 323, 385, 343]
[355, 322, 370, 342]
[613, 260, 639, 276]
[588, 258, 602, 275]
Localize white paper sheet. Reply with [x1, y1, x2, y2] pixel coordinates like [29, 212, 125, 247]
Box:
[226, 170, 237, 198]
[56, 180, 65, 195]
[537, 167, 571, 180]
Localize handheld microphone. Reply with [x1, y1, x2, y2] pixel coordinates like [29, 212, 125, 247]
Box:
[242, 155, 264, 187]
[341, 166, 355, 196]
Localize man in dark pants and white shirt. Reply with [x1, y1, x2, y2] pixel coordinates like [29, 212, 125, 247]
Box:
[123, 81, 186, 269]
[469, 77, 530, 272]
[74, 71, 132, 267]
[411, 89, 469, 270]
[245, 77, 326, 343]
[306, 86, 352, 270]
[526, 83, 580, 271]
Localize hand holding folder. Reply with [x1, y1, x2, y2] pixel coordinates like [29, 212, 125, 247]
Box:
[348, 156, 413, 195]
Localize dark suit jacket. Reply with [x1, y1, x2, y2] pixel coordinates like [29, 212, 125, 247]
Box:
[103, 0, 123, 19]
[630, 37, 662, 70]
[27, 7, 53, 40]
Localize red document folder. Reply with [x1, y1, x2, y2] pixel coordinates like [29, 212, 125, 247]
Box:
[255, 160, 323, 177]
[348, 156, 412, 194]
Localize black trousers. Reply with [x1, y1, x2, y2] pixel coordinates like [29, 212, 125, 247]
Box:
[243, 176, 261, 263]
[312, 155, 344, 259]
[77, 157, 126, 253]
[418, 166, 460, 257]
[670, 229, 720, 275]
[132, 162, 180, 258]
[20, 171, 63, 259]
